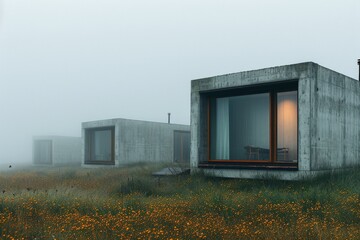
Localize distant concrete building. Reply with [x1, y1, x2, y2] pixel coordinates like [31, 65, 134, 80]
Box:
[190, 62, 360, 180]
[33, 136, 81, 166]
[82, 118, 190, 166]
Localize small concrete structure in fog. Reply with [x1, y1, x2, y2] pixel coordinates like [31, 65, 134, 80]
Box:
[82, 118, 190, 166]
[190, 62, 360, 180]
[33, 136, 82, 166]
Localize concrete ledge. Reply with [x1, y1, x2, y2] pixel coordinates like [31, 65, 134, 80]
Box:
[198, 163, 298, 171]
[193, 168, 340, 181]
[81, 164, 116, 168]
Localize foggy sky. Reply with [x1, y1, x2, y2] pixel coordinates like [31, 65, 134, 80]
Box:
[0, 0, 359, 164]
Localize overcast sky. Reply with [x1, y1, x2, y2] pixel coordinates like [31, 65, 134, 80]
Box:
[0, 0, 359, 164]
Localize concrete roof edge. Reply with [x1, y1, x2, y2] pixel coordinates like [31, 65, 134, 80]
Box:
[315, 64, 357, 81]
[82, 118, 190, 128]
[32, 135, 81, 139]
[191, 62, 319, 82]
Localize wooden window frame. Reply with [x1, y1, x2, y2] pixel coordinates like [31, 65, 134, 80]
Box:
[206, 81, 298, 165]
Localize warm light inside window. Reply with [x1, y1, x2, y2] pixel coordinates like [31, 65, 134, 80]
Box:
[277, 91, 298, 162]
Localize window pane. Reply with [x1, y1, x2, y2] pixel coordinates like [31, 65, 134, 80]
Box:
[277, 91, 297, 162]
[91, 129, 112, 161]
[210, 93, 270, 160]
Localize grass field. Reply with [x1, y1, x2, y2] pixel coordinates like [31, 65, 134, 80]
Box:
[0, 163, 359, 239]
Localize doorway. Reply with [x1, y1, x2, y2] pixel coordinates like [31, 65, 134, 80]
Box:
[174, 131, 190, 163]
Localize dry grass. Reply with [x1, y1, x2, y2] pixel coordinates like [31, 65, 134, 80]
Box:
[0, 163, 359, 239]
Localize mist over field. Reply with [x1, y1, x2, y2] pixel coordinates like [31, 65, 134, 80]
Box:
[0, 0, 359, 164]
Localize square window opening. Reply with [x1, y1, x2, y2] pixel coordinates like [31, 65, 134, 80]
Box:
[85, 127, 115, 164]
[206, 81, 298, 166]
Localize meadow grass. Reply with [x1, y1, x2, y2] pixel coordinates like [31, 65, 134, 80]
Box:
[0, 163, 359, 239]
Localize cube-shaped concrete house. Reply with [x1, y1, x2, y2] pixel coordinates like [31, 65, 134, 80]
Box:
[190, 62, 360, 180]
[82, 118, 190, 166]
[33, 136, 82, 166]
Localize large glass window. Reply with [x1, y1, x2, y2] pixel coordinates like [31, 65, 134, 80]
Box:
[86, 127, 114, 164]
[210, 93, 270, 160]
[208, 84, 298, 164]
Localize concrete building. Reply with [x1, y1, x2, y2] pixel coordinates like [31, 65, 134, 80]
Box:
[82, 118, 190, 166]
[33, 136, 82, 166]
[190, 62, 360, 180]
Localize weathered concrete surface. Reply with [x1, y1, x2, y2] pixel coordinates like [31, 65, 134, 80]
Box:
[311, 66, 360, 170]
[198, 168, 345, 181]
[33, 136, 81, 166]
[82, 118, 190, 166]
[190, 62, 360, 180]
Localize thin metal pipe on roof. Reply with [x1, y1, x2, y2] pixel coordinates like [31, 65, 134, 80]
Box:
[358, 59, 360, 81]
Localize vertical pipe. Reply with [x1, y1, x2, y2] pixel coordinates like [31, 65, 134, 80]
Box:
[358, 59, 360, 81]
[168, 113, 171, 124]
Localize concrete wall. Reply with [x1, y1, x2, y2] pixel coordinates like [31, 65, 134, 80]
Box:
[33, 136, 82, 166]
[311, 65, 360, 170]
[82, 118, 190, 166]
[190, 62, 360, 180]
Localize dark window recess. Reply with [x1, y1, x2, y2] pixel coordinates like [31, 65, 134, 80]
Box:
[85, 127, 115, 165]
[174, 131, 190, 163]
